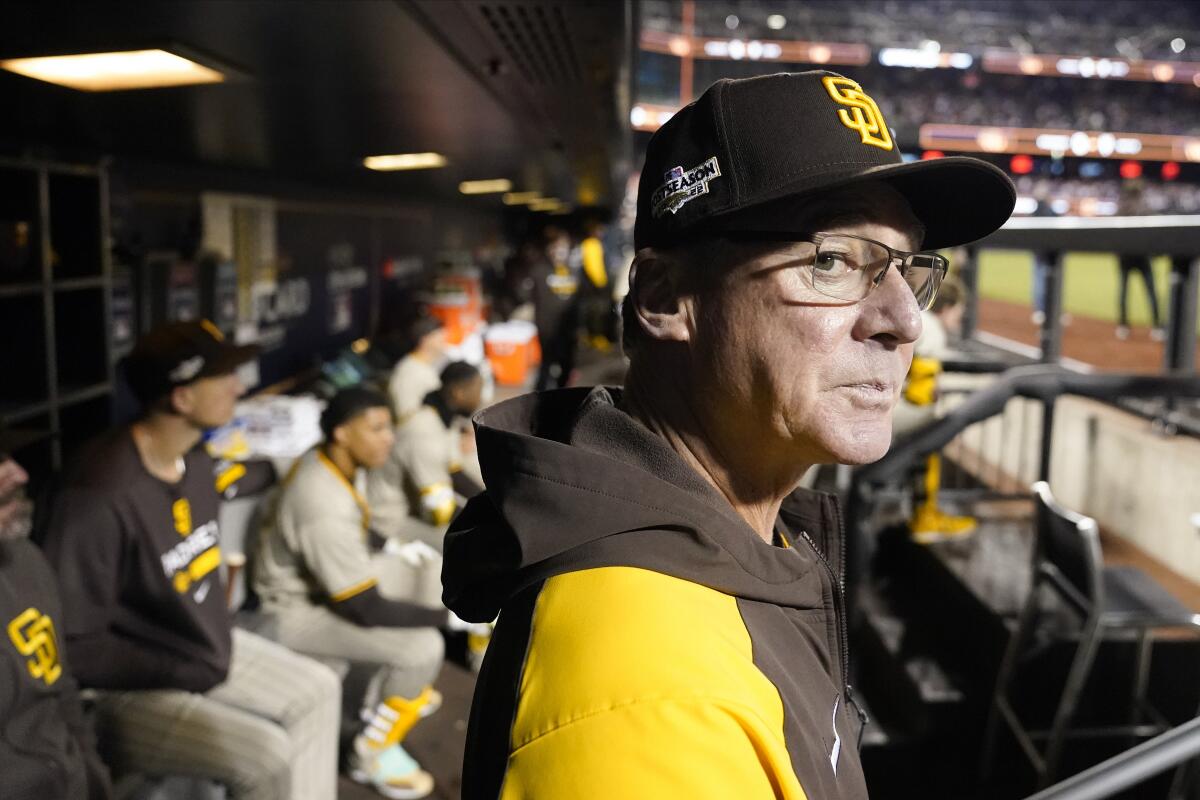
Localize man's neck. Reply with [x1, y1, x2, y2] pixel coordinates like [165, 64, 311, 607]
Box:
[321, 442, 359, 483]
[131, 414, 202, 483]
[427, 392, 457, 428]
[622, 366, 812, 544]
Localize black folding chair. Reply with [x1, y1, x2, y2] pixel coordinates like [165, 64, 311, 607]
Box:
[981, 481, 1200, 794]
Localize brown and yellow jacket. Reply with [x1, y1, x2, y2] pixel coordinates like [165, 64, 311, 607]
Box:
[443, 386, 870, 800]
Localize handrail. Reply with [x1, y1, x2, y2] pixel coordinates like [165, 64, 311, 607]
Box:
[844, 365, 1200, 623]
[855, 366, 1200, 486]
[1021, 716, 1200, 800]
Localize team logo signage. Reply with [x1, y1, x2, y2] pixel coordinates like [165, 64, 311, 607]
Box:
[8, 607, 62, 686]
[651, 156, 722, 218]
[822, 76, 894, 151]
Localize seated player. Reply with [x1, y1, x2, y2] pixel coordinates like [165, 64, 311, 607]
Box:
[253, 387, 448, 800]
[367, 361, 484, 548]
[39, 321, 341, 800]
[1, 436, 112, 800]
[894, 279, 978, 541]
[388, 316, 446, 424]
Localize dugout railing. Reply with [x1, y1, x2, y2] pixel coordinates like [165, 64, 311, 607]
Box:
[848, 367, 1200, 606]
[960, 215, 1200, 437]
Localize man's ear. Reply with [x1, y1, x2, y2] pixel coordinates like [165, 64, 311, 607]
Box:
[332, 423, 349, 448]
[629, 248, 694, 344]
[169, 385, 193, 416]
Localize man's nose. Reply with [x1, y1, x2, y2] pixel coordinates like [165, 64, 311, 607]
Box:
[857, 264, 923, 345]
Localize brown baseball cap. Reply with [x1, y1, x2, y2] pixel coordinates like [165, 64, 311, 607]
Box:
[123, 319, 259, 405]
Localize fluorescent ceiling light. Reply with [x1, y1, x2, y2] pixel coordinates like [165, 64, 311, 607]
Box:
[502, 191, 542, 205]
[529, 198, 566, 212]
[362, 153, 447, 171]
[0, 49, 225, 91]
[459, 179, 513, 195]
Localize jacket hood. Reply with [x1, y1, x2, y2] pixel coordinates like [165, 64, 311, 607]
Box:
[442, 386, 844, 622]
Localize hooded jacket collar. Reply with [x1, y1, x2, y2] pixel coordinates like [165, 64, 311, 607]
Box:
[442, 386, 843, 621]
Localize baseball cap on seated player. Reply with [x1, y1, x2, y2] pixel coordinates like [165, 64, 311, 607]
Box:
[634, 70, 1015, 251]
[123, 319, 260, 405]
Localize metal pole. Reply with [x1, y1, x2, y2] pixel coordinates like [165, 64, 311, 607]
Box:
[1021, 716, 1200, 800]
[1039, 397, 1055, 483]
[679, 0, 695, 104]
[961, 245, 979, 341]
[1163, 254, 1199, 373]
[1040, 251, 1064, 363]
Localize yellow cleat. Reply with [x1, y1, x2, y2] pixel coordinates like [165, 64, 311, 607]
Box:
[910, 505, 978, 544]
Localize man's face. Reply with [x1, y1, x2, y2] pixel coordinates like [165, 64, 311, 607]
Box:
[0, 457, 32, 541]
[337, 407, 396, 470]
[448, 375, 484, 417]
[689, 183, 924, 465]
[547, 235, 571, 265]
[174, 372, 245, 430]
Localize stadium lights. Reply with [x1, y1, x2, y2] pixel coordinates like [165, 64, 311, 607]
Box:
[878, 47, 972, 69]
[984, 49, 1200, 85]
[767, 14, 786, 30]
[458, 179, 512, 195]
[640, 30, 869, 66]
[630, 103, 679, 132]
[1012, 196, 1039, 215]
[1172, 38, 1186, 54]
[362, 153, 447, 171]
[0, 48, 227, 91]
[920, 123, 1200, 163]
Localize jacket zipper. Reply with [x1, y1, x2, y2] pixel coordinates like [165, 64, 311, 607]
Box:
[798, 505, 869, 749]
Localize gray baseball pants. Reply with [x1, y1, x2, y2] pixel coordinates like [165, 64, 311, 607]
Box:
[91, 628, 341, 800]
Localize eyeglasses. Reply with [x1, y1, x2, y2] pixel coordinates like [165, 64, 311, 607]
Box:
[725, 231, 949, 311]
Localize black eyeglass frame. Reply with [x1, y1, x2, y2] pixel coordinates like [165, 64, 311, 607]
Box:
[721, 230, 950, 310]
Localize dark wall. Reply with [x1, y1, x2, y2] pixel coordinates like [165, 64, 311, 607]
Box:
[109, 158, 503, 392]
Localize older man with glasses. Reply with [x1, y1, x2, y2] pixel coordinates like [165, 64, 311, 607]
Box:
[442, 70, 1015, 799]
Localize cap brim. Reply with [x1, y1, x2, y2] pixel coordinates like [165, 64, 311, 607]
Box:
[713, 156, 1016, 250]
[201, 343, 261, 378]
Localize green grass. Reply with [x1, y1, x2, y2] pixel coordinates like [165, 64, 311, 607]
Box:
[973, 249, 1198, 334]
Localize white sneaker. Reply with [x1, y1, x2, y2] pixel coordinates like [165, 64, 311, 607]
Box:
[1116, 325, 1131, 340]
[1150, 327, 1166, 342]
[349, 742, 434, 800]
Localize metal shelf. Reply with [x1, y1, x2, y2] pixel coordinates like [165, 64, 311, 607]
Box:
[53, 276, 106, 292]
[0, 281, 44, 298]
[0, 399, 52, 425]
[58, 382, 112, 408]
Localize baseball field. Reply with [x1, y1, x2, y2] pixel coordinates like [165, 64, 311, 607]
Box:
[975, 250, 1199, 334]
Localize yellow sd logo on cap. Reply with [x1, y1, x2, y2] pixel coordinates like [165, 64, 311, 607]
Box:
[822, 76, 894, 151]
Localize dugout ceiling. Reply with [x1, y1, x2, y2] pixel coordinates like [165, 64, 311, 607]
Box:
[0, 0, 633, 206]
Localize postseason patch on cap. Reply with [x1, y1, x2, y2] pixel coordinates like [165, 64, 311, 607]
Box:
[169, 355, 205, 383]
[651, 156, 722, 218]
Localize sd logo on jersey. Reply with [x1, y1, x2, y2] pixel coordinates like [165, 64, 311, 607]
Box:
[7, 607, 62, 686]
